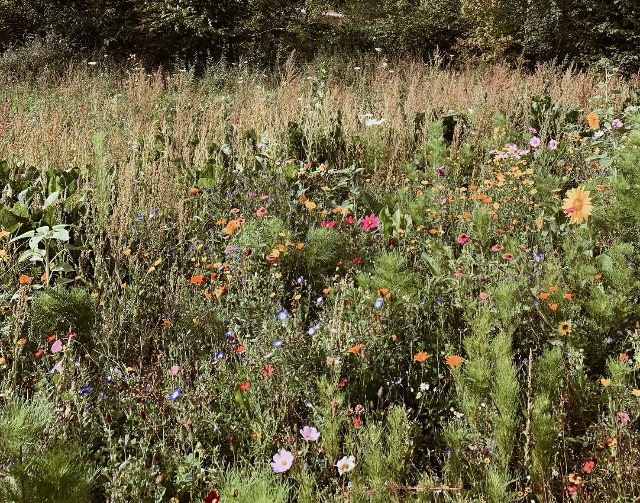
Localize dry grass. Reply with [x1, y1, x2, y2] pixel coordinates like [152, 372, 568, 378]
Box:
[1, 59, 634, 246]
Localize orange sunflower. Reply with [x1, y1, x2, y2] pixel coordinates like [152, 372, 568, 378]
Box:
[562, 186, 593, 224]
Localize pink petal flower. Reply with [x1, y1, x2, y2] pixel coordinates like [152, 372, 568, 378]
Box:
[51, 339, 63, 353]
[169, 364, 180, 376]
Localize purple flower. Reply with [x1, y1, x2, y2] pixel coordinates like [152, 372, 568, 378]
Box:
[548, 139, 558, 150]
[169, 388, 182, 402]
[612, 119, 623, 129]
[529, 137, 541, 148]
[435, 166, 446, 178]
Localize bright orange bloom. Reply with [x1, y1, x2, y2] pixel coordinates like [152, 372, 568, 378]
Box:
[564, 293, 575, 301]
[353, 416, 363, 430]
[549, 286, 558, 293]
[214, 285, 227, 299]
[446, 355, 464, 367]
[587, 112, 600, 130]
[225, 220, 238, 235]
[40, 272, 48, 282]
[19, 274, 33, 285]
[190, 275, 206, 285]
[414, 352, 430, 363]
[549, 303, 558, 311]
[348, 344, 363, 355]
[189, 187, 201, 196]
[539, 292, 550, 300]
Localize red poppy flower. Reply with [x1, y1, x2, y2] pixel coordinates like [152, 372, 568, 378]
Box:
[262, 365, 275, 377]
[239, 381, 251, 391]
[338, 378, 348, 388]
[35, 349, 44, 358]
[236, 345, 246, 353]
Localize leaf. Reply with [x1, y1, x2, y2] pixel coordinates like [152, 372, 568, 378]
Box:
[51, 262, 74, 273]
[43, 191, 60, 210]
[50, 227, 70, 242]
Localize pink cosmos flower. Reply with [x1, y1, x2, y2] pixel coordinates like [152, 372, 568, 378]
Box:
[618, 411, 630, 425]
[51, 339, 63, 353]
[52, 361, 64, 373]
[360, 214, 380, 232]
[271, 449, 294, 473]
[502, 253, 515, 260]
[548, 139, 558, 150]
[583, 460, 595, 474]
[300, 425, 321, 442]
[169, 365, 180, 376]
[529, 136, 541, 148]
[479, 292, 490, 300]
[491, 244, 504, 252]
[456, 233, 471, 245]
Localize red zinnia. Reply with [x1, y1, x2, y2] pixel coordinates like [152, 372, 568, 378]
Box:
[239, 381, 251, 391]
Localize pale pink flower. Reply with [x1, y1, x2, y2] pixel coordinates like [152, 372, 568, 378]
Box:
[529, 136, 541, 148]
[548, 139, 558, 150]
[618, 411, 631, 425]
[51, 339, 63, 353]
[491, 244, 504, 252]
[456, 233, 471, 245]
[169, 364, 180, 376]
[271, 449, 294, 473]
[479, 292, 489, 300]
[300, 425, 321, 442]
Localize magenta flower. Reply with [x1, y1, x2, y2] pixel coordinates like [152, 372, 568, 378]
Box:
[491, 244, 504, 252]
[321, 220, 339, 229]
[360, 214, 380, 232]
[456, 233, 471, 245]
[618, 411, 630, 425]
[300, 425, 321, 442]
[344, 216, 356, 225]
[548, 139, 558, 150]
[271, 449, 294, 473]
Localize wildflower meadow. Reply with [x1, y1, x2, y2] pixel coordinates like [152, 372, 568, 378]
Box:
[1, 59, 640, 502]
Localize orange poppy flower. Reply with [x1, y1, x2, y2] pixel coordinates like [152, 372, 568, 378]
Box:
[446, 355, 464, 367]
[564, 293, 575, 301]
[353, 416, 363, 429]
[304, 201, 317, 211]
[214, 285, 227, 299]
[414, 352, 430, 363]
[549, 286, 558, 293]
[204, 291, 213, 300]
[549, 303, 558, 311]
[40, 272, 48, 282]
[348, 344, 363, 355]
[19, 274, 33, 285]
[190, 275, 206, 285]
[225, 220, 238, 235]
[539, 292, 549, 300]
[296, 242, 305, 250]
[189, 187, 201, 196]
[587, 112, 600, 130]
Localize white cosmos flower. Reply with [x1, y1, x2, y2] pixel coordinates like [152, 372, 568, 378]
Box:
[336, 455, 356, 475]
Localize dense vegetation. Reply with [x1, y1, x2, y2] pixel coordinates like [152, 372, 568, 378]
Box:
[1, 0, 639, 73]
[1, 59, 640, 501]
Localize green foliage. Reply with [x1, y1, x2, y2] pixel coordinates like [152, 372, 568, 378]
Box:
[30, 287, 96, 340]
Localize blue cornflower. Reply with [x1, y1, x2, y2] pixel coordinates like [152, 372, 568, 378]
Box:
[213, 351, 224, 363]
[169, 388, 182, 402]
[316, 296, 324, 305]
[136, 214, 144, 221]
[277, 309, 290, 322]
[374, 298, 384, 309]
[273, 340, 284, 349]
[308, 323, 320, 336]
[225, 332, 235, 341]
[149, 208, 159, 218]
[80, 386, 92, 398]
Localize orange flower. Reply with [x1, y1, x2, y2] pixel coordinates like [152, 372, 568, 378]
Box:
[204, 291, 213, 300]
[296, 242, 305, 250]
[601, 378, 611, 388]
[123, 248, 132, 256]
[225, 220, 238, 235]
[190, 275, 206, 285]
[594, 274, 602, 280]
[539, 292, 549, 300]
[564, 293, 575, 301]
[414, 352, 430, 363]
[40, 272, 48, 282]
[214, 285, 227, 299]
[189, 187, 201, 196]
[587, 112, 600, 130]
[549, 286, 558, 293]
[429, 228, 438, 235]
[353, 416, 363, 430]
[446, 355, 464, 367]
[348, 344, 363, 355]
[549, 303, 558, 311]
[19, 274, 33, 285]
[304, 201, 317, 211]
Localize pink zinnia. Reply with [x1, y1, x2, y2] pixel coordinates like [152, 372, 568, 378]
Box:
[457, 233, 471, 245]
[321, 220, 339, 229]
[502, 253, 515, 260]
[360, 214, 380, 232]
[491, 244, 504, 252]
[344, 216, 356, 225]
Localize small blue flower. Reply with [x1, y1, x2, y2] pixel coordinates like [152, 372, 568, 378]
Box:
[277, 309, 290, 322]
[80, 386, 92, 398]
[316, 296, 324, 305]
[225, 332, 234, 341]
[149, 208, 159, 218]
[296, 276, 304, 285]
[273, 340, 284, 349]
[374, 298, 384, 309]
[136, 213, 144, 222]
[169, 388, 182, 402]
[308, 323, 321, 336]
[213, 351, 224, 363]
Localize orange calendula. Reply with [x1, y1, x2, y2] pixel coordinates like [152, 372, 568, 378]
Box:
[587, 112, 600, 130]
[414, 352, 430, 363]
[446, 355, 464, 367]
[348, 344, 363, 355]
[190, 275, 206, 285]
[19, 274, 33, 285]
